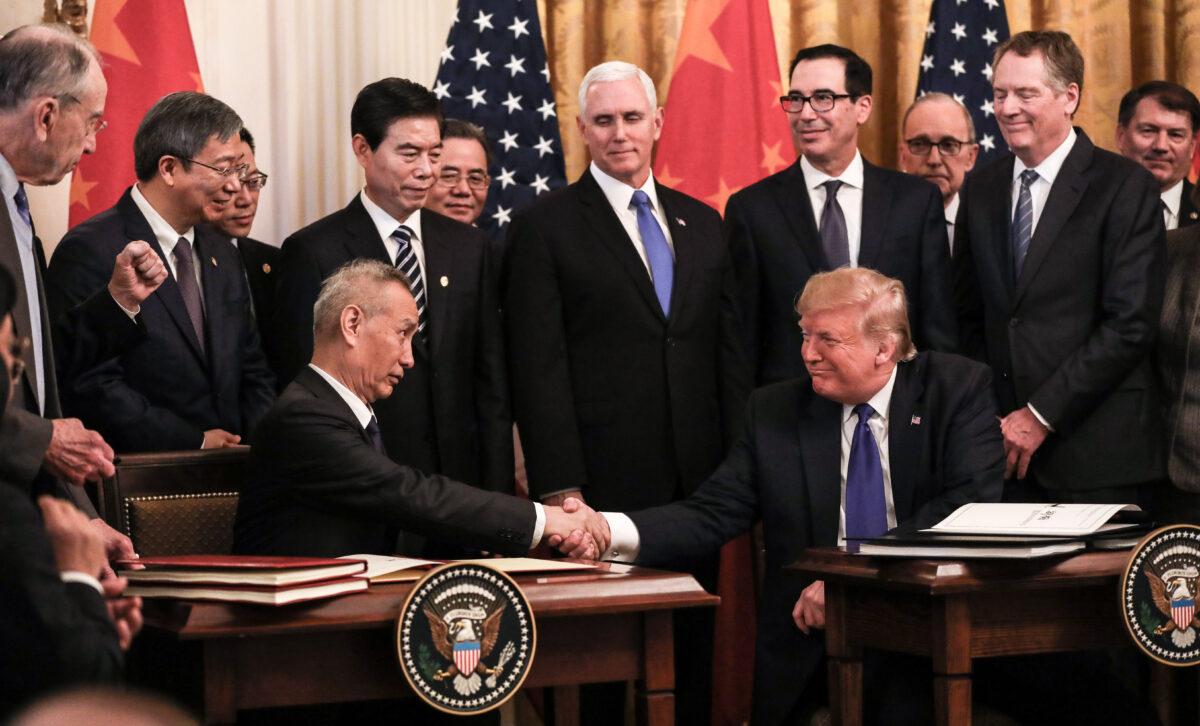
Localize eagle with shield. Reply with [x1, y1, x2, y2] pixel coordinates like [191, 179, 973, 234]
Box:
[424, 600, 508, 696]
[1146, 559, 1200, 648]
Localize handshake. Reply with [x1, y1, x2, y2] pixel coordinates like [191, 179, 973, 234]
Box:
[542, 496, 611, 560]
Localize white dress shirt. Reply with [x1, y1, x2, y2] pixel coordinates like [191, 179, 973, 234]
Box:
[130, 183, 203, 297]
[1162, 179, 1184, 232]
[589, 161, 675, 275]
[0, 152, 45, 412]
[361, 189, 426, 275]
[307, 364, 546, 548]
[801, 152, 865, 265]
[603, 367, 901, 561]
[944, 193, 960, 254]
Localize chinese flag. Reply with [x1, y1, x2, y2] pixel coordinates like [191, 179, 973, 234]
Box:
[653, 0, 793, 216]
[68, 0, 204, 227]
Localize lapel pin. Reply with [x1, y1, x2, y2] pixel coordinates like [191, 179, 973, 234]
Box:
[262, 263, 272, 274]
[910, 415, 921, 426]
[210, 256, 218, 267]
[1190, 212, 1197, 220]
[675, 217, 686, 227]
[440, 275, 449, 287]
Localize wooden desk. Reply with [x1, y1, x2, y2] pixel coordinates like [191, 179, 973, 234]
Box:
[135, 563, 718, 725]
[792, 548, 1141, 726]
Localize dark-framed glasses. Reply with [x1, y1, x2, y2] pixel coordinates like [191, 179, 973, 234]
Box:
[437, 169, 490, 190]
[779, 92, 854, 114]
[240, 173, 269, 192]
[904, 137, 972, 157]
[185, 158, 250, 180]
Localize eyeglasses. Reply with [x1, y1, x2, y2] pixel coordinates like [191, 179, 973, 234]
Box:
[904, 137, 973, 157]
[184, 158, 250, 180]
[779, 92, 854, 114]
[437, 169, 490, 190]
[56, 93, 108, 135]
[7, 335, 30, 383]
[240, 173, 268, 192]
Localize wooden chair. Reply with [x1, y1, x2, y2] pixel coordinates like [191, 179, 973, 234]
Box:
[98, 447, 250, 556]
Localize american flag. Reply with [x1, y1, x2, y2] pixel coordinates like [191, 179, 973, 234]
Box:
[915, 0, 1011, 163]
[433, 0, 567, 234]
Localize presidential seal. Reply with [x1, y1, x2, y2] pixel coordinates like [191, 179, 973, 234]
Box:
[396, 563, 536, 714]
[1121, 524, 1200, 666]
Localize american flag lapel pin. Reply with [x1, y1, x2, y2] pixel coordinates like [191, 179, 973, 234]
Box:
[910, 414, 921, 426]
[211, 256, 218, 267]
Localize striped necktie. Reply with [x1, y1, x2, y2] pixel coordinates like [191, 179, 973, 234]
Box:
[1011, 169, 1038, 280]
[391, 225, 426, 334]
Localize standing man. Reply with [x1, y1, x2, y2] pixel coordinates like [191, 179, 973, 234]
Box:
[955, 30, 1165, 503]
[270, 78, 512, 546]
[1116, 81, 1200, 231]
[504, 61, 749, 724]
[425, 119, 490, 226]
[897, 93, 979, 253]
[727, 44, 956, 386]
[47, 91, 276, 453]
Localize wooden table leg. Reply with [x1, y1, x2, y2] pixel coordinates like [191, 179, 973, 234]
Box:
[202, 640, 237, 725]
[824, 582, 863, 726]
[552, 685, 581, 726]
[933, 675, 971, 726]
[636, 610, 675, 726]
[930, 596, 972, 726]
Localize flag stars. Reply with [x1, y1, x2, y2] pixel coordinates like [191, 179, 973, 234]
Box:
[953, 92, 965, 105]
[980, 134, 995, 152]
[473, 10, 494, 32]
[980, 99, 994, 117]
[982, 63, 993, 81]
[466, 86, 487, 108]
[537, 99, 556, 120]
[508, 16, 530, 39]
[925, 21, 936, 37]
[432, 80, 451, 100]
[534, 136, 554, 157]
[920, 54, 934, 72]
[541, 64, 550, 82]
[984, 0, 1000, 9]
[440, 45, 454, 64]
[951, 22, 968, 41]
[530, 174, 550, 194]
[498, 130, 519, 152]
[505, 54, 526, 77]
[982, 28, 999, 45]
[470, 49, 491, 70]
[502, 92, 523, 114]
[950, 58, 966, 76]
[496, 167, 516, 188]
[492, 205, 513, 226]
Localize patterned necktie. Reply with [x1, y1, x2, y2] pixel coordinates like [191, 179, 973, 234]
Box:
[365, 414, 385, 454]
[173, 237, 206, 353]
[392, 225, 427, 334]
[13, 183, 32, 230]
[844, 403, 887, 551]
[1011, 169, 1039, 280]
[630, 190, 674, 316]
[820, 180, 849, 269]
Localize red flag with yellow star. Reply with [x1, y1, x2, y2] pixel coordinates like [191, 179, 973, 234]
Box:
[68, 0, 204, 227]
[652, 0, 793, 216]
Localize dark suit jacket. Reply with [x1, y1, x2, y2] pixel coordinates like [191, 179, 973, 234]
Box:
[725, 157, 958, 385]
[46, 187, 276, 452]
[233, 366, 535, 557]
[955, 129, 1165, 490]
[629, 352, 1004, 725]
[504, 170, 750, 511]
[1159, 224, 1200, 492]
[233, 236, 279, 349]
[1179, 179, 1199, 229]
[270, 196, 511, 492]
[0, 482, 121, 718]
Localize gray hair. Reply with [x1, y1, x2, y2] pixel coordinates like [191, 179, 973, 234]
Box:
[0, 24, 100, 113]
[133, 91, 243, 181]
[577, 61, 657, 118]
[313, 259, 412, 341]
[902, 92, 976, 142]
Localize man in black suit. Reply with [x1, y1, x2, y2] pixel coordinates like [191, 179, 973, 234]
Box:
[208, 127, 278, 348]
[726, 44, 957, 386]
[47, 91, 276, 453]
[576, 267, 1003, 725]
[235, 259, 605, 559]
[955, 30, 1165, 503]
[271, 79, 511, 542]
[1116, 81, 1200, 231]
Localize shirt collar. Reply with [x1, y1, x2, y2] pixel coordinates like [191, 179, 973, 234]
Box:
[130, 183, 193, 258]
[1162, 179, 1185, 218]
[842, 364, 899, 425]
[801, 150, 865, 191]
[590, 161, 660, 215]
[1013, 127, 1077, 187]
[360, 188, 423, 243]
[944, 193, 960, 226]
[308, 363, 374, 429]
[0, 153, 18, 199]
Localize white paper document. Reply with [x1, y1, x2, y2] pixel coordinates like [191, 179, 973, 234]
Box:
[924, 502, 1141, 537]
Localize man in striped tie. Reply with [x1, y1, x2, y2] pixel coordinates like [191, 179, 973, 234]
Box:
[271, 78, 511, 558]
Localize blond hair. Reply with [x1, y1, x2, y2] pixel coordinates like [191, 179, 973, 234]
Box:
[796, 267, 916, 361]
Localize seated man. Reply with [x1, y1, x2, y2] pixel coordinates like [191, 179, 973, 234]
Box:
[580, 267, 1004, 724]
[234, 259, 604, 558]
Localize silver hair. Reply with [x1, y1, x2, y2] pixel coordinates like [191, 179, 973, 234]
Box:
[312, 259, 412, 342]
[577, 61, 657, 118]
[0, 24, 100, 112]
[902, 92, 976, 142]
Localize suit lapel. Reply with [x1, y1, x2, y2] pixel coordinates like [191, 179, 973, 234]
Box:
[857, 161, 892, 270]
[295, 367, 375, 448]
[797, 388, 843, 547]
[656, 184, 694, 323]
[577, 170, 664, 320]
[29, 235, 60, 417]
[342, 194, 394, 265]
[420, 214, 453, 356]
[1181, 179, 1199, 227]
[770, 161, 828, 271]
[195, 231, 229, 376]
[0, 199, 41, 410]
[980, 157, 1016, 304]
[886, 361, 924, 521]
[1014, 130, 1091, 305]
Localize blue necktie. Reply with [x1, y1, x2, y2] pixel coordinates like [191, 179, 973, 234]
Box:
[1011, 169, 1038, 280]
[365, 414, 385, 454]
[844, 403, 887, 550]
[391, 225, 427, 334]
[630, 190, 674, 316]
[13, 183, 33, 230]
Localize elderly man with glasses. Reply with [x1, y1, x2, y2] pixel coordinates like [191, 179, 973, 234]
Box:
[46, 91, 275, 453]
[425, 119, 491, 226]
[898, 93, 979, 254]
[726, 44, 957, 389]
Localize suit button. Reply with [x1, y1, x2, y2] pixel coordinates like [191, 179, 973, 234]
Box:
[1009, 318, 1019, 328]
[1001, 371, 1010, 379]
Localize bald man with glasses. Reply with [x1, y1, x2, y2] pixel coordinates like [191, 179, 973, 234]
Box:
[898, 93, 979, 254]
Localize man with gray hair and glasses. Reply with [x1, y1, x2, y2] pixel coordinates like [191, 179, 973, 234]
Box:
[47, 91, 275, 453]
[897, 93, 978, 253]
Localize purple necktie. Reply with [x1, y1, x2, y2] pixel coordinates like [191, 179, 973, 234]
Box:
[365, 414, 385, 454]
[173, 237, 206, 353]
[630, 190, 674, 316]
[13, 183, 33, 230]
[845, 403, 887, 551]
[820, 180, 849, 269]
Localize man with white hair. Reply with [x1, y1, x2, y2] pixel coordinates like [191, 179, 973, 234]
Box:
[504, 60, 749, 723]
[897, 93, 978, 252]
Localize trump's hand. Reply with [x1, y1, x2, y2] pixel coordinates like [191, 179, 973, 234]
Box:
[792, 580, 826, 635]
[543, 497, 610, 559]
[1000, 407, 1048, 480]
[108, 240, 168, 313]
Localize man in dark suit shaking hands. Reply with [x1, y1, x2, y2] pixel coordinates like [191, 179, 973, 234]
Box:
[726, 44, 957, 386]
